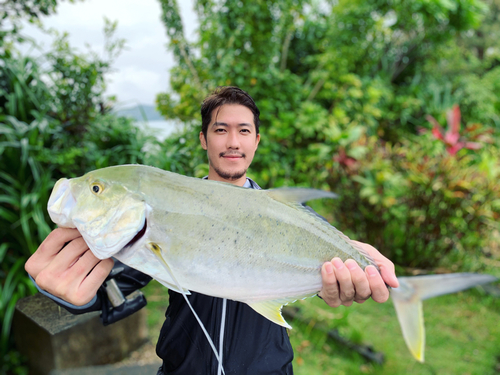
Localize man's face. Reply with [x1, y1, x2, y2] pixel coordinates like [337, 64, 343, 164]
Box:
[199, 104, 260, 185]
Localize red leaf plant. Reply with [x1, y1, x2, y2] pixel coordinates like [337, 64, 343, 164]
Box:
[333, 147, 357, 169]
[425, 105, 482, 155]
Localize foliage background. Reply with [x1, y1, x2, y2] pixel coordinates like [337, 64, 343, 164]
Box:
[1, 0, 499, 373]
[156, 0, 500, 269]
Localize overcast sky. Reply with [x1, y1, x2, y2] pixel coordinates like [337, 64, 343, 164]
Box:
[22, 0, 197, 109]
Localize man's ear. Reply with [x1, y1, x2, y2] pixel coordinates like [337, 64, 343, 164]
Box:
[254, 133, 260, 151]
[199, 131, 207, 150]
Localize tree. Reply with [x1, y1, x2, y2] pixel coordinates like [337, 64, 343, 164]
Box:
[0, 0, 74, 58]
[155, 0, 499, 270]
[156, 0, 490, 185]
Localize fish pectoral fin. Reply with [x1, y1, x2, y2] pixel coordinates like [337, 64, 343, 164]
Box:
[391, 295, 425, 362]
[148, 242, 190, 294]
[266, 187, 337, 204]
[247, 299, 292, 329]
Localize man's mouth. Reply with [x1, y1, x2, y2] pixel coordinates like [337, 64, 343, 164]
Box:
[220, 152, 245, 159]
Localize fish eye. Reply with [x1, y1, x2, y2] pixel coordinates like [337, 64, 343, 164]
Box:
[91, 182, 104, 195]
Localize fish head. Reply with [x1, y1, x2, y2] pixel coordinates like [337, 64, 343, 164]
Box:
[47, 167, 149, 259]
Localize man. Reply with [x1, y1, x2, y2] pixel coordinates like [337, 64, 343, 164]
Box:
[26, 86, 398, 374]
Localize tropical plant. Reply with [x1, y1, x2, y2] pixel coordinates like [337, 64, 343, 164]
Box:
[0, 15, 132, 372]
[0, 116, 54, 372]
[326, 112, 500, 269]
[424, 105, 490, 155]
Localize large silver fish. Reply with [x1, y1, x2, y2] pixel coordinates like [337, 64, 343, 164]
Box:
[47, 164, 497, 362]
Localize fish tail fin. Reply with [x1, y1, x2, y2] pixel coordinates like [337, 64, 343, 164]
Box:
[390, 273, 497, 362]
[390, 286, 425, 362]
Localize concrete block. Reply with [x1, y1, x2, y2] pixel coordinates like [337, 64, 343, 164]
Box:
[49, 363, 162, 375]
[12, 293, 148, 375]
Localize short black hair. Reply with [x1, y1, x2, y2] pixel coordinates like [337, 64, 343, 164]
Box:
[200, 86, 260, 138]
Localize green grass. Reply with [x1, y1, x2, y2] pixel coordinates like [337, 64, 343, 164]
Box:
[288, 288, 500, 375]
[141, 281, 171, 344]
[142, 281, 500, 374]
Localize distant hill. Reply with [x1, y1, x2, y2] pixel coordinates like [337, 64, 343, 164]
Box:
[113, 104, 164, 122]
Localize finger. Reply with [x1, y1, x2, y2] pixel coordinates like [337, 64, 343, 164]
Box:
[345, 259, 371, 303]
[379, 261, 399, 288]
[50, 237, 92, 273]
[331, 258, 355, 305]
[67, 247, 103, 282]
[34, 238, 91, 294]
[26, 228, 82, 277]
[39, 228, 82, 257]
[50, 251, 98, 300]
[351, 240, 399, 288]
[45, 250, 110, 306]
[318, 261, 342, 307]
[78, 258, 114, 304]
[365, 265, 390, 303]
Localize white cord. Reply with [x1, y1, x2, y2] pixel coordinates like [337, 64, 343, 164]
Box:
[153, 248, 225, 374]
[217, 298, 227, 375]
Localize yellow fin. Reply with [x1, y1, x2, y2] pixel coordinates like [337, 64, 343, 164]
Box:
[266, 187, 337, 204]
[390, 273, 497, 362]
[148, 242, 190, 294]
[392, 296, 425, 362]
[247, 299, 292, 329]
[390, 284, 425, 362]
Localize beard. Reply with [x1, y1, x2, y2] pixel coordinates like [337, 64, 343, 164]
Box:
[209, 152, 247, 181]
[212, 166, 247, 181]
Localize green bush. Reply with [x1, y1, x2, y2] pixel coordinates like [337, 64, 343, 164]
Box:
[326, 127, 500, 270]
[0, 19, 141, 372]
[0, 112, 156, 372]
[0, 117, 54, 372]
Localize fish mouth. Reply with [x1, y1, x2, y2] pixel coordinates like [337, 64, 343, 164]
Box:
[123, 218, 148, 249]
[48, 178, 77, 228]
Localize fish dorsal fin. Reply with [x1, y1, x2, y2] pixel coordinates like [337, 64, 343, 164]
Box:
[247, 294, 316, 329]
[266, 187, 337, 204]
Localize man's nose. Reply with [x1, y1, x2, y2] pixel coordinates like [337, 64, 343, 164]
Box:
[226, 130, 240, 149]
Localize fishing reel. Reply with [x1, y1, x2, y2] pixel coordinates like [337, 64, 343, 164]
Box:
[100, 262, 150, 326]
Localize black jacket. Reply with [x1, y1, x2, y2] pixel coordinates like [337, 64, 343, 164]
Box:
[157, 290, 294, 375]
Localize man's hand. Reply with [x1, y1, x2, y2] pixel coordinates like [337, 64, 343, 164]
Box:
[25, 228, 114, 306]
[318, 241, 398, 307]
